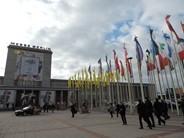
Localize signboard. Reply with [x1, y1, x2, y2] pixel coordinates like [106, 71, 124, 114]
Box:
[15, 50, 43, 81]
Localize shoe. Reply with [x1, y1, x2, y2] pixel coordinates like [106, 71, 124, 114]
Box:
[152, 125, 155, 127]
[139, 127, 143, 129]
[148, 126, 152, 129]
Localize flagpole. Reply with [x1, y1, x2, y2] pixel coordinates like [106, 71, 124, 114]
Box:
[111, 82, 114, 104]
[171, 35, 184, 87]
[151, 70, 157, 98]
[116, 71, 120, 104]
[90, 81, 93, 111]
[99, 81, 102, 108]
[160, 70, 166, 99]
[101, 81, 104, 108]
[173, 64, 182, 99]
[169, 67, 180, 115]
[164, 68, 173, 112]
[137, 62, 145, 102]
[126, 63, 133, 113]
[108, 83, 112, 103]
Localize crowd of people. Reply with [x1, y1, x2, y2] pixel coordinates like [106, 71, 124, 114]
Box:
[106, 97, 184, 129]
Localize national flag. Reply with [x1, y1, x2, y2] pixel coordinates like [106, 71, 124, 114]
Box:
[88, 65, 92, 80]
[146, 49, 156, 73]
[105, 55, 110, 72]
[115, 56, 120, 72]
[179, 50, 184, 60]
[113, 49, 120, 72]
[98, 58, 103, 78]
[165, 15, 180, 41]
[158, 54, 170, 70]
[134, 36, 144, 69]
[146, 61, 156, 71]
[159, 43, 165, 51]
[149, 29, 159, 57]
[109, 59, 113, 81]
[123, 46, 133, 78]
[163, 33, 173, 58]
[181, 21, 184, 33]
[113, 49, 116, 60]
[119, 60, 125, 79]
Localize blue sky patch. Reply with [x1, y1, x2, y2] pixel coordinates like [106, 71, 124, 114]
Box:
[105, 20, 133, 42]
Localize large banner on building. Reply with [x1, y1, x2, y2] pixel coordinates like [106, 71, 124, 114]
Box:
[39, 91, 55, 107]
[0, 90, 16, 109]
[15, 50, 43, 81]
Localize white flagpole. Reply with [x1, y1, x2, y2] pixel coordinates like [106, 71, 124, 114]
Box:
[160, 70, 166, 98]
[164, 68, 173, 112]
[127, 68, 133, 113]
[169, 67, 180, 115]
[137, 62, 145, 102]
[99, 82, 102, 108]
[116, 71, 120, 104]
[95, 85, 97, 108]
[111, 82, 114, 104]
[154, 57, 164, 99]
[108, 83, 112, 103]
[90, 79, 93, 111]
[171, 34, 184, 87]
[173, 65, 182, 99]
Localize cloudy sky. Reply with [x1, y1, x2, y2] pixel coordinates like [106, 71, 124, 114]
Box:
[0, 0, 184, 84]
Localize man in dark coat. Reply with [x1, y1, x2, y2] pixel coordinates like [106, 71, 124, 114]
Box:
[145, 97, 155, 127]
[71, 103, 77, 118]
[161, 99, 170, 120]
[154, 98, 165, 125]
[115, 103, 120, 118]
[119, 103, 127, 125]
[137, 99, 152, 129]
[108, 103, 114, 118]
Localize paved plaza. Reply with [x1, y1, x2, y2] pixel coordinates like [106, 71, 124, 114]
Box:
[0, 110, 183, 138]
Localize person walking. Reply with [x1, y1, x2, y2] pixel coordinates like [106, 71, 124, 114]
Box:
[161, 99, 170, 120]
[71, 103, 77, 118]
[108, 103, 114, 118]
[145, 97, 155, 127]
[137, 99, 152, 129]
[154, 98, 165, 126]
[119, 102, 127, 125]
[115, 103, 120, 118]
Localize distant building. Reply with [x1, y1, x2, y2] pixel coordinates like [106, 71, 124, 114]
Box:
[0, 42, 156, 110]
